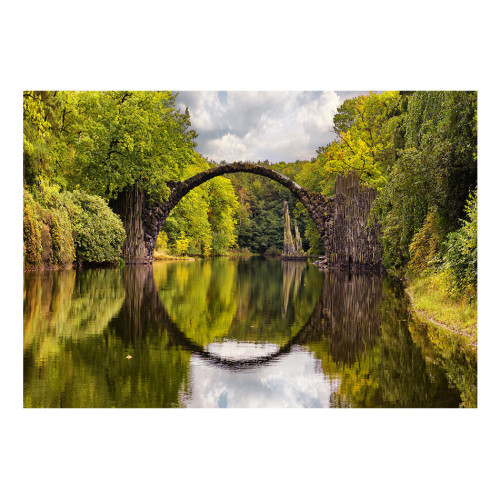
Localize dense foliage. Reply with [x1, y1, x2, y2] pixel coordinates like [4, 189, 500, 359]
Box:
[23, 182, 75, 268]
[376, 91, 477, 271]
[60, 191, 126, 263]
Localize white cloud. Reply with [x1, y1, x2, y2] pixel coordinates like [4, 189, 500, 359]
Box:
[204, 132, 247, 160]
[176, 91, 345, 163]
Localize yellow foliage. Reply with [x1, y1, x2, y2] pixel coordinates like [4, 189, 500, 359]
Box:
[409, 209, 441, 274]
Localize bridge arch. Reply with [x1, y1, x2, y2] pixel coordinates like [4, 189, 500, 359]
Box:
[112, 162, 383, 272]
[165, 162, 316, 213]
[141, 162, 329, 263]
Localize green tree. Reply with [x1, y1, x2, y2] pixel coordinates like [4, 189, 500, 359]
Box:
[66, 91, 196, 200]
[62, 91, 197, 261]
[206, 176, 239, 254]
[376, 91, 477, 269]
[323, 91, 402, 189]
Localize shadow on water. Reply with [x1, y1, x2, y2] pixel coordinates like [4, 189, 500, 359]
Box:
[23, 258, 476, 407]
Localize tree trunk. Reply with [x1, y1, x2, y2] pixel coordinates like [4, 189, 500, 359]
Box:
[110, 187, 152, 264]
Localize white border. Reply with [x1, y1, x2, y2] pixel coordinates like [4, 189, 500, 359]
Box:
[3, 1, 498, 498]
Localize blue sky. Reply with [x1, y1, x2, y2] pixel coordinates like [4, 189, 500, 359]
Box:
[176, 91, 370, 163]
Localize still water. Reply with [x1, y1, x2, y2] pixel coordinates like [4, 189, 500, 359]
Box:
[23, 257, 477, 408]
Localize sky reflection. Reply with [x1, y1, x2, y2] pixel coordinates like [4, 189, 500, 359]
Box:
[183, 346, 336, 408]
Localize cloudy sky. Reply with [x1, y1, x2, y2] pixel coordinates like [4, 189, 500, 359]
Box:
[176, 91, 369, 163]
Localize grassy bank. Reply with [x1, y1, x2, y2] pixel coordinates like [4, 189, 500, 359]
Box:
[406, 273, 477, 343]
[153, 251, 196, 261]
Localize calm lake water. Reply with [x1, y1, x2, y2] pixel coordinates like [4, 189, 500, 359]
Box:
[23, 257, 477, 408]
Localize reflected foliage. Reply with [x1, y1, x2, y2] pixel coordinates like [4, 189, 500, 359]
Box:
[155, 259, 239, 346]
[155, 258, 322, 348]
[24, 259, 476, 408]
[23, 266, 191, 407]
[415, 321, 477, 408]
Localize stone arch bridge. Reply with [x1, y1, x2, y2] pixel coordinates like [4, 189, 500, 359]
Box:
[111, 162, 383, 272]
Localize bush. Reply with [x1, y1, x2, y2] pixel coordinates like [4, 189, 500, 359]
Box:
[443, 189, 477, 294]
[61, 190, 125, 263]
[210, 231, 233, 256]
[264, 246, 282, 257]
[155, 230, 169, 252]
[175, 230, 190, 256]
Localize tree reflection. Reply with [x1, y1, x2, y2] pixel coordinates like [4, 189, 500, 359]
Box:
[23, 259, 475, 408]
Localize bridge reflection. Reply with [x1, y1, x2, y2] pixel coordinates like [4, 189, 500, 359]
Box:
[110, 262, 383, 370]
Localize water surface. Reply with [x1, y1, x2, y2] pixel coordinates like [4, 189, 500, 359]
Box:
[23, 257, 477, 408]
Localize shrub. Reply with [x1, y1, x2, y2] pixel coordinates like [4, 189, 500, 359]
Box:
[210, 231, 233, 256]
[24, 183, 76, 268]
[155, 230, 169, 252]
[264, 246, 282, 257]
[40, 214, 53, 264]
[23, 191, 42, 266]
[49, 206, 75, 265]
[175, 231, 190, 256]
[61, 190, 125, 263]
[443, 189, 477, 294]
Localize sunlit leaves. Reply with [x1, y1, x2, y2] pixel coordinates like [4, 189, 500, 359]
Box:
[66, 91, 197, 202]
[324, 91, 401, 189]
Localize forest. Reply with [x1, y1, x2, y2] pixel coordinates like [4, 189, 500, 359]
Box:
[23, 90, 477, 329]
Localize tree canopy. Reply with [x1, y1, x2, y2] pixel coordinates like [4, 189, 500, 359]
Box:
[65, 91, 198, 201]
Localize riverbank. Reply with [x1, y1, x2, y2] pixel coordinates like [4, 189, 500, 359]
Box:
[405, 274, 477, 345]
[153, 251, 196, 261]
